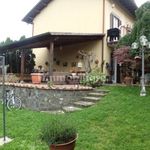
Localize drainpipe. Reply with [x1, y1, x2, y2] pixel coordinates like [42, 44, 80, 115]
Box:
[32, 22, 34, 37]
[101, 0, 105, 73]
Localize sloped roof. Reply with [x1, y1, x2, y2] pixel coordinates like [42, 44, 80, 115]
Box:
[0, 32, 104, 52]
[22, 0, 52, 24]
[117, 0, 137, 16]
[22, 0, 138, 24]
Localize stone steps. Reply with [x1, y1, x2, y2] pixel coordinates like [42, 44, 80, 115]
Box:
[88, 92, 106, 97]
[62, 106, 82, 112]
[74, 101, 95, 107]
[61, 89, 109, 112]
[93, 89, 110, 93]
[82, 96, 101, 102]
[41, 110, 65, 114]
[68, 89, 109, 112]
[43, 89, 109, 113]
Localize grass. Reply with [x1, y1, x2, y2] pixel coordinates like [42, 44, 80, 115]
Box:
[0, 86, 150, 150]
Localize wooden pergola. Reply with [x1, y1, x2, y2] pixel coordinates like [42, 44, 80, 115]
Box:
[0, 32, 104, 80]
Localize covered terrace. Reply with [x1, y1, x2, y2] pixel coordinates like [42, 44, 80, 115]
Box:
[0, 32, 104, 83]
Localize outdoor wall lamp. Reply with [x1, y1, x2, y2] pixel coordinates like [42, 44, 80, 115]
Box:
[77, 61, 83, 68]
[131, 35, 150, 96]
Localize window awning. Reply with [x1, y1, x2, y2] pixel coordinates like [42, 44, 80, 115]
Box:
[0, 32, 105, 52]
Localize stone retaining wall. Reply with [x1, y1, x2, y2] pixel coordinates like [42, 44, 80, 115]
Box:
[0, 85, 90, 111]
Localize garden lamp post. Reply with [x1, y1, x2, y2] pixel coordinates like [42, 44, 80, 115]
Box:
[131, 35, 150, 96]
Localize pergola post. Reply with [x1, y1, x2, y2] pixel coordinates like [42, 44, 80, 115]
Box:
[20, 50, 25, 81]
[49, 42, 54, 76]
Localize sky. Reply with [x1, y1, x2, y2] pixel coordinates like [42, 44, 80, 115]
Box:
[0, 0, 149, 42]
[136, 0, 149, 7]
[0, 0, 39, 41]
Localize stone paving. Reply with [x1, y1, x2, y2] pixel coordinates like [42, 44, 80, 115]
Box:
[0, 137, 13, 146]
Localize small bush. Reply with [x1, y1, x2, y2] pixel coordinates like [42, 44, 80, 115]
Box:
[80, 67, 106, 87]
[40, 118, 77, 146]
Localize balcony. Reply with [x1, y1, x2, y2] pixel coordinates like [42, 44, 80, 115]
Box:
[107, 28, 120, 48]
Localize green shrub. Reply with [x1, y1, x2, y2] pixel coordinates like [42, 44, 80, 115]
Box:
[47, 80, 54, 88]
[40, 118, 77, 146]
[80, 67, 106, 87]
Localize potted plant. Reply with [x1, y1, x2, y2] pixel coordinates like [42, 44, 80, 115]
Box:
[31, 72, 42, 84]
[123, 73, 133, 85]
[40, 118, 77, 150]
[31, 65, 44, 84]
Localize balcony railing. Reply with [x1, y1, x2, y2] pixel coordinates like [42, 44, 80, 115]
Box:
[107, 28, 120, 46]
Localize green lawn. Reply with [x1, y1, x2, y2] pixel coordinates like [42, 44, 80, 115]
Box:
[0, 86, 150, 150]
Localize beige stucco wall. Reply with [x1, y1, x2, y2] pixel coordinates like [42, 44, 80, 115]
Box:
[33, 48, 50, 71]
[103, 0, 135, 74]
[33, 0, 103, 35]
[33, 0, 104, 72]
[32, 0, 136, 74]
[33, 40, 102, 72]
[54, 41, 102, 72]
[105, 0, 135, 30]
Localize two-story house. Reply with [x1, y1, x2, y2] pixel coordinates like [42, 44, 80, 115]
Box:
[21, 0, 137, 82]
[1, 0, 137, 82]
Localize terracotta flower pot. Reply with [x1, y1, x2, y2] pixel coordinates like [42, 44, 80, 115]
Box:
[50, 136, 77, 150]
[124, 76, 133, 85]
[31, 73, 42, 84]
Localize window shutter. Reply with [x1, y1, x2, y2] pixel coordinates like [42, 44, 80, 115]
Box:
[110, 13, 113, 28]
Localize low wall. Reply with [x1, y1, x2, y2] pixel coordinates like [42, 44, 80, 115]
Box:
[0, 85, 90, 111]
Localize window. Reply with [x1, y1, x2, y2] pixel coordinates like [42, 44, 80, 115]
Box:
[110, 13, 121, 28]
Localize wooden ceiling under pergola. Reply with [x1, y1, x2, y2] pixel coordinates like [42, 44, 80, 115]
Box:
[0, 32, 104, 80]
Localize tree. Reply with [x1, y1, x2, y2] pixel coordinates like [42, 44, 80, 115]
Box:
[114, 2, 150, 83]
[118, 1, 150, 47]
[115, 1, 150, 63]
[0, 36, 35, 74]
[19, 36, 36, 74]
